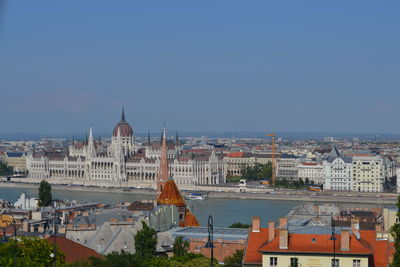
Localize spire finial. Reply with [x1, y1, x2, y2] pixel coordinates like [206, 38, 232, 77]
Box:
[121, 106, 126, 121]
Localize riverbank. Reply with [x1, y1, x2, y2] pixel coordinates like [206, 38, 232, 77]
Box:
[0, 181, 397, 205]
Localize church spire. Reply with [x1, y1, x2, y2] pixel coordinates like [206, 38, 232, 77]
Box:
[121, 106, 126, 121]
[157, 127, 169, 195]
[148, 131, 151, 146]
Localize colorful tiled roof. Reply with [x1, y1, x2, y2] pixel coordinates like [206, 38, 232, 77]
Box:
[157, 178, 186, 207]
[182, 210, 200, 227]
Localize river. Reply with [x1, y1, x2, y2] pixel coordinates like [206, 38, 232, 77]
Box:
[0, 186, 377, 227]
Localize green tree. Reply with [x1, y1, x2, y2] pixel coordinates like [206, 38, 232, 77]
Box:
[173, 236, 190, 258]
[135, 221, 157, 258]
[38, 180, 52, 207]
[0, 161, 13, 176]
[223, 249, 243, 267]
[0, 237, 65, 267]
[391, 195, 400, 266]
[228, 222, 251, 229]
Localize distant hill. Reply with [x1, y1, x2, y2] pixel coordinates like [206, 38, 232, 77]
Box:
[1, 131, 399, 141]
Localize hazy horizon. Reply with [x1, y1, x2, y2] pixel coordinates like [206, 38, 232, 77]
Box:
[1, 1, 399, 134]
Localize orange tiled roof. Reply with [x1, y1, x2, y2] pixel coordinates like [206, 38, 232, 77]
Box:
[226, 152, 245, 158]
[243, 228, 270, 264]
[157, 178, 186, 207]
[46, 236, 102, 263]
[258, 233, 371, 255]
[182, 210, 200, 227]
[244, 228, 394, 266]
[301, 162, 319, 166]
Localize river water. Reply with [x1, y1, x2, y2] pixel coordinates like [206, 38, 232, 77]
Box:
[0, 186, 375, 227]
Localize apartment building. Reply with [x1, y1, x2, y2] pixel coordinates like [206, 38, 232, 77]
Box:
[352, 156, 386, 193]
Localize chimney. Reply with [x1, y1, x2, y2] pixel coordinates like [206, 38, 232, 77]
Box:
[268, 222, 275, 242]
[252, 216, 260, 232]
[341, 230, 350, 251]
[279, 217, 288, 229]
[279, 229, 288, 249]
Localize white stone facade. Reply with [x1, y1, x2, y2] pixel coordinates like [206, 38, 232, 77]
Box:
[26, 113, 226, 188]
[322, 158, 352, 191]
[298, 162, 324, 185]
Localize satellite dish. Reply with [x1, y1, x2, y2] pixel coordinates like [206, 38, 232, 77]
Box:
[355, 231, 360, 240]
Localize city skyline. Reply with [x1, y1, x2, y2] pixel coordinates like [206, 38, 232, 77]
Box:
[1, 1, 400, 134]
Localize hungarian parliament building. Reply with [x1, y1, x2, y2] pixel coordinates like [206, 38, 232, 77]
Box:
[26, 110, 227, 188]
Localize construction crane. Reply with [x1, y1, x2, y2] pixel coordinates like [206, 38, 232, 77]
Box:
[266, 133, 276, 187]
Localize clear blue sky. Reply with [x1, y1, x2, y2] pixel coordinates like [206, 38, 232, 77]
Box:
[0, 1, 399, 134]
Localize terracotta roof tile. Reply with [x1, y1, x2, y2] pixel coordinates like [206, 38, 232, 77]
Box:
[46, 236, 102, 263]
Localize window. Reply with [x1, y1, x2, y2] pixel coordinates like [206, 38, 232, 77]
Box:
[290, 257, 299, 267]
[332, 259, 339, 267]
[353, 259, 361, 267]
[270, 257, 278, 267]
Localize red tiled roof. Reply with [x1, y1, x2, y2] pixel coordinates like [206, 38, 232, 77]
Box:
[243, 228, 270, 264]
[244, 228, 394, 266]
[46, 236, 102, 263]
[301, 162, 319, 166]
[226, 152, 245, 158]
[258, 233, 371, 255]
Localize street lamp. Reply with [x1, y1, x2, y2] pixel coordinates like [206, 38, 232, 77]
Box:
[329, 217, 337, 267]
[0, 211, 18, 267]
[204, 215, 214, 267]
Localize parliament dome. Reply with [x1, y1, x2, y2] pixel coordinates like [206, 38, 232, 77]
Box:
[113, 108, 133, 137]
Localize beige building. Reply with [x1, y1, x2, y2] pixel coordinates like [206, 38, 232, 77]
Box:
[4, 152, 27, 173]
[352, 156, 386, 192]
[225, 152, 273, 177]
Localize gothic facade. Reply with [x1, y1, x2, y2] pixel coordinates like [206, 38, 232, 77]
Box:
[26, 110, 226, 187]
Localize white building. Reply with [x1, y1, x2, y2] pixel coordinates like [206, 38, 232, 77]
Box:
[298, 162, 324, 185]
[322, 147, 352, 191]
[26, 109, 226, 188]
[14, 192, 38, 210]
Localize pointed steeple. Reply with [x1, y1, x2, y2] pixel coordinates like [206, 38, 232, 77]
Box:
[157, 127, 169, 195]
[148, 131, 151, 146]
[89, 126, 93, 141]
[176, 131, 179, 146]
[121, 106, 126, 121]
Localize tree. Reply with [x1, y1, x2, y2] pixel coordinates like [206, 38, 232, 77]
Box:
[0, 237, 65, 267]
[223, 249, 243, 267]
[228, 222, 251, 229]
[0, 161, 13, 176]
[391, 195, 400, 266]
[173, 236, 190, 258]
[38, 180, 52, 207]
[88, 251, 142, 267]
[135, 221, 157, 258]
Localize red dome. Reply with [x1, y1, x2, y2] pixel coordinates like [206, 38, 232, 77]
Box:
[113, 108, 133, 137]
[113, 121, 133, 137]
